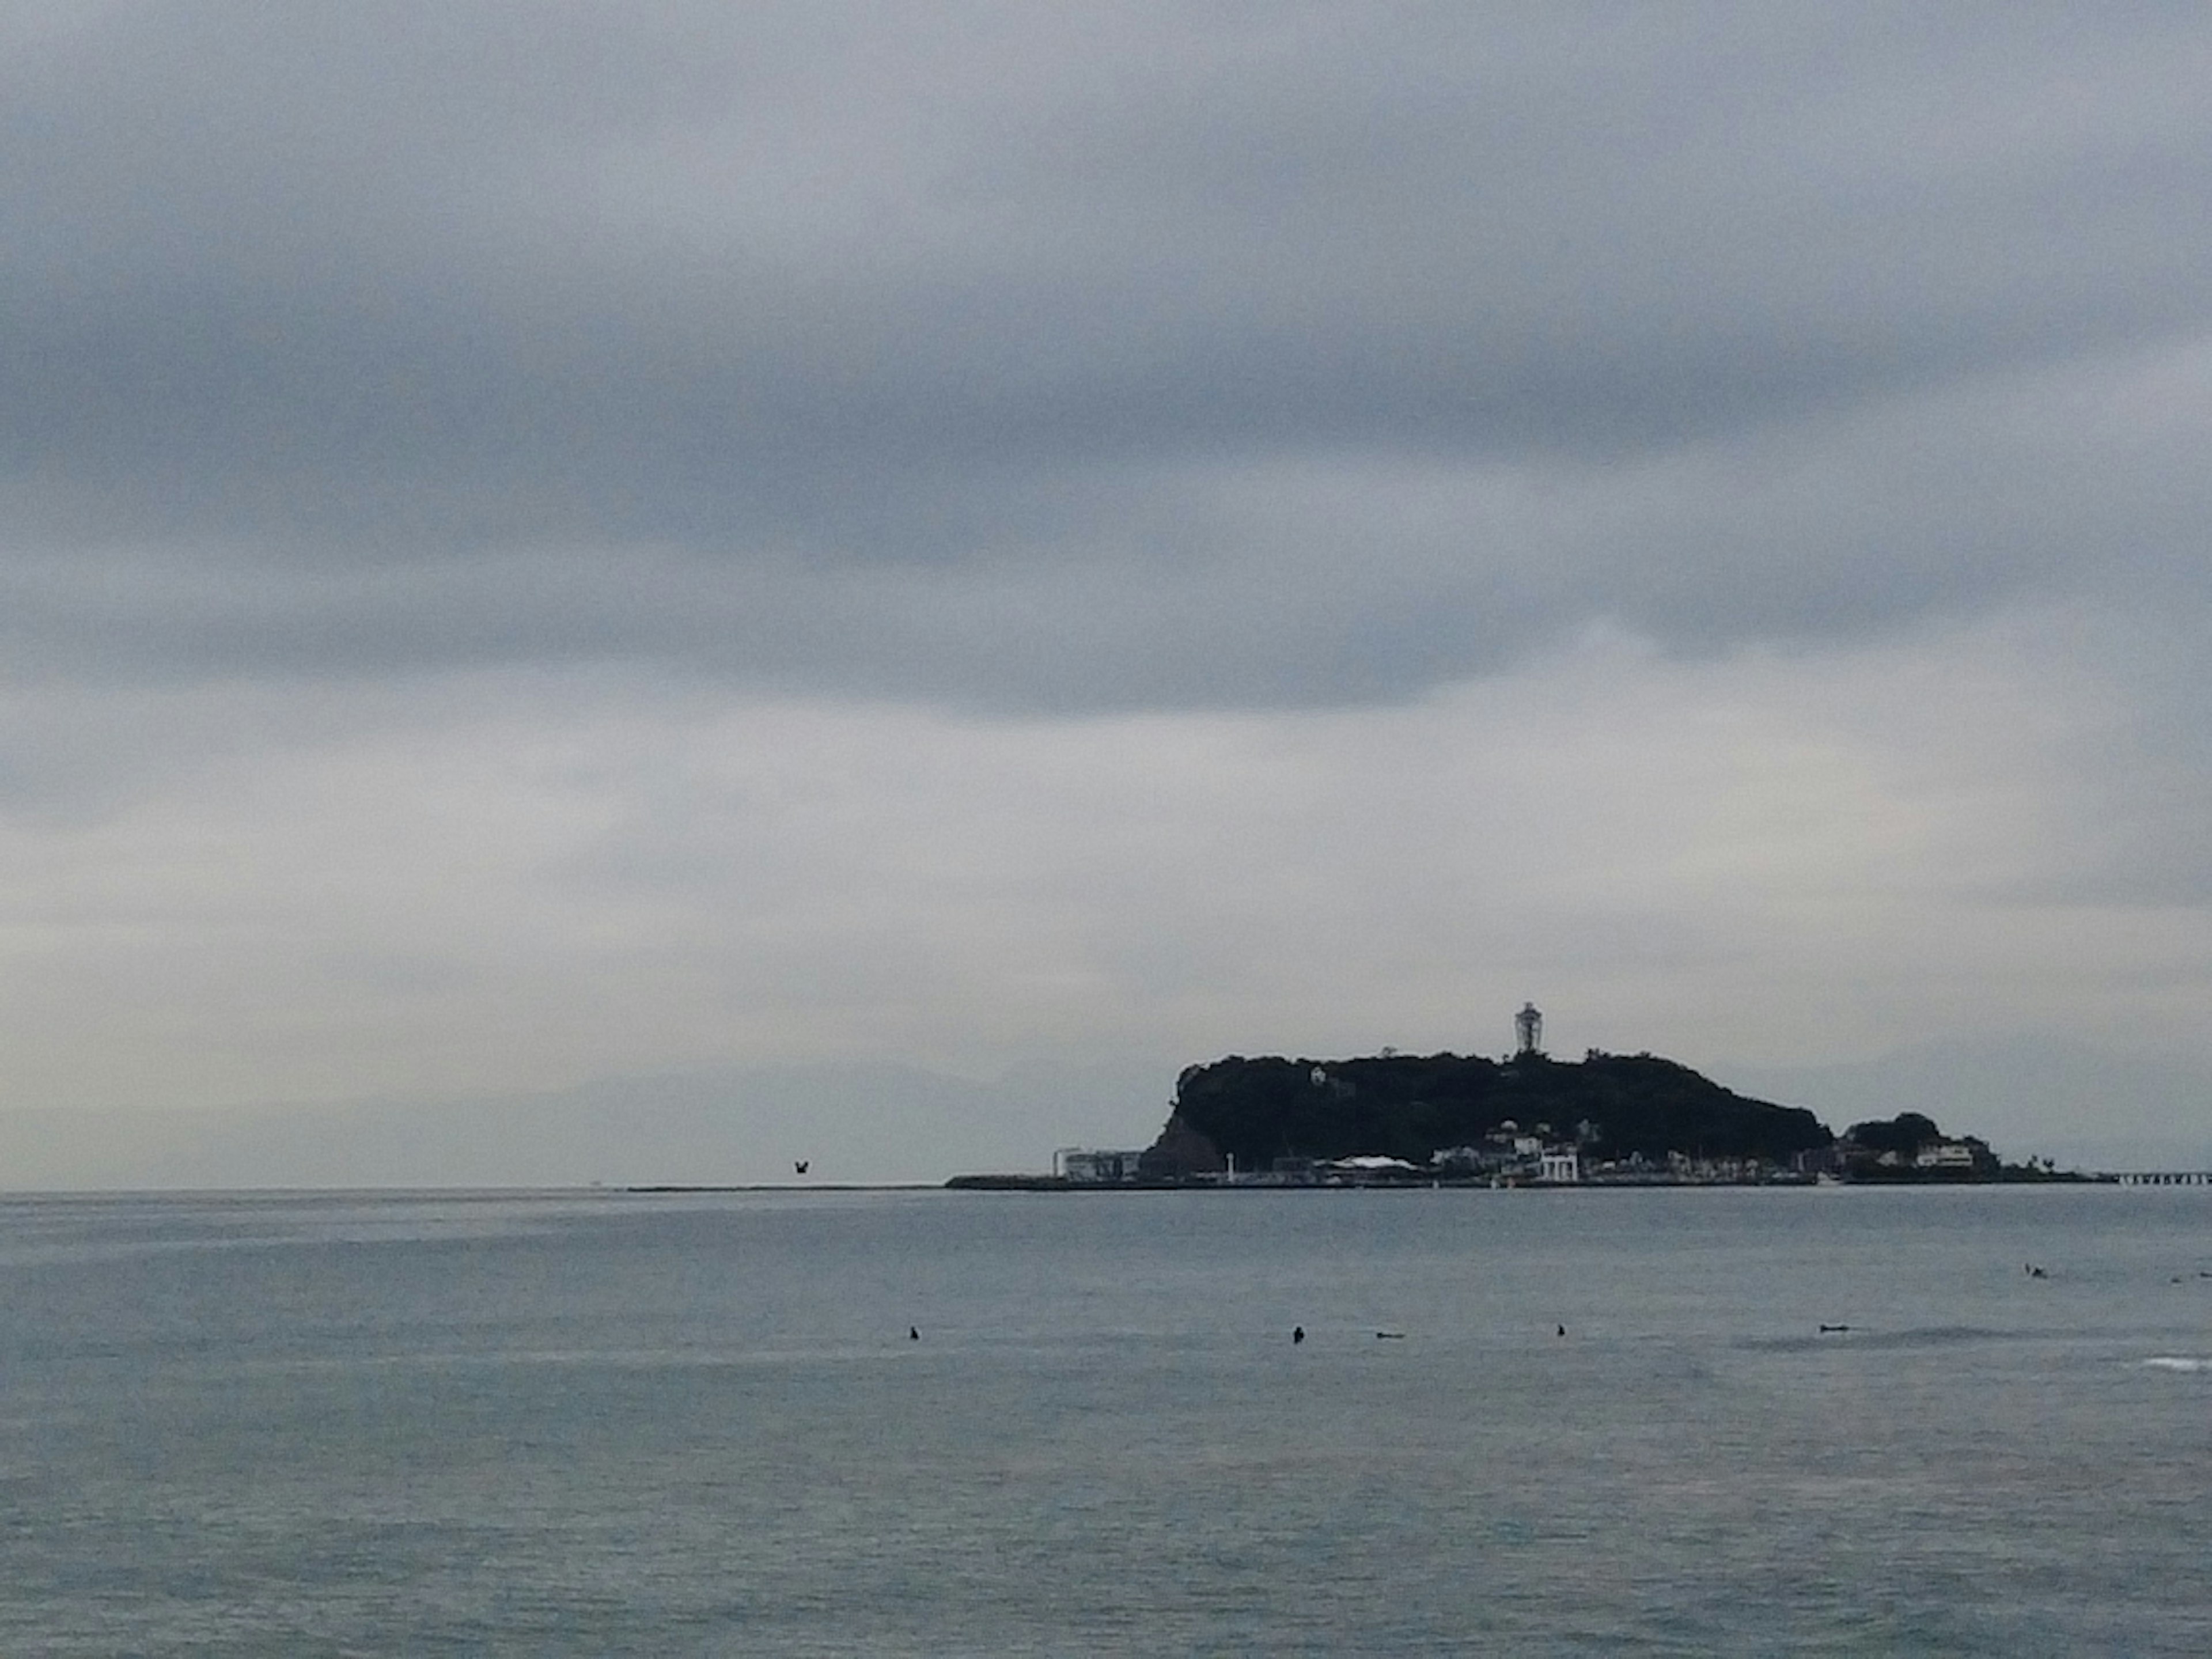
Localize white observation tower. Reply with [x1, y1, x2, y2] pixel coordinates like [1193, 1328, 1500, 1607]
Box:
[1514, 1002, 1544, 1058]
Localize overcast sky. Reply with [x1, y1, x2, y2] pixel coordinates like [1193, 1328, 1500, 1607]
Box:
[4, 3, 2209, 1180]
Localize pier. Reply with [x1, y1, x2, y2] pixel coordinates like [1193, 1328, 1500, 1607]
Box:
[2107, 1171, 2212, 1187]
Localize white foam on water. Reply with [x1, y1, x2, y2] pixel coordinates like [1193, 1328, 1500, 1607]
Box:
[2140, 1356, 2209, 1372]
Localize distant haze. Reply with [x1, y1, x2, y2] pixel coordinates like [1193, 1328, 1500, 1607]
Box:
[2, 7, 2209, 1185]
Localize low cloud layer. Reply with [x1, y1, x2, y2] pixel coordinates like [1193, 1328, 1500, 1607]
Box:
[2, 619, 2204, 1162]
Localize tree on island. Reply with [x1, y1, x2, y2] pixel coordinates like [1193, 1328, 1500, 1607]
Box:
[1842, 1113, 1944, 1159]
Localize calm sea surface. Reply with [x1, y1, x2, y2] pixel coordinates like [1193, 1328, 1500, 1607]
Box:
[2, 1185, 2209, 1655]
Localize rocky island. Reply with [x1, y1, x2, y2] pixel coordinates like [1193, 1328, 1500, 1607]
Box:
[1143, 1047, 1830, 1180]
[952, 1009, 2075, 1187]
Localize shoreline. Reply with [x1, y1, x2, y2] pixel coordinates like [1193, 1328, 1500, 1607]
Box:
[937, 1171, 2102, 1192]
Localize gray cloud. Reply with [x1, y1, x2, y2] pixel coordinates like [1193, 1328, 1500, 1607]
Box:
[6, 4, 2211, 707]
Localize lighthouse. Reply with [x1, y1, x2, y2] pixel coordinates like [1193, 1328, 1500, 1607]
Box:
[1514, 1002, 1544, 1058]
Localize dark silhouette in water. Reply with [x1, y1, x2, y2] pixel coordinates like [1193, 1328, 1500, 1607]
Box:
[908, 1326, 918, 1341]
[1556, 1324, 1566, 1338]
[794, 1160, 809, 1175]
[1376, 1330, 1404, 1340]
[1819, 1323, 1851, 1334]
[1292, 1326, 1304, 1344]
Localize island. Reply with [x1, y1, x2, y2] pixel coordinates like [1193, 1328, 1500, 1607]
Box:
[1145, 1047, 1828, 1179]
[950, 1021, 2079, 1188]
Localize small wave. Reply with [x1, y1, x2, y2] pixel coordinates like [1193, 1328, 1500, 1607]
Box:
[2141, 1356, 2209, 1372]
[1740, 1324, 2008, 1353]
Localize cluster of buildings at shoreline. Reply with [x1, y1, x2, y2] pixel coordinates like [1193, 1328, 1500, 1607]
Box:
[1054, 1122, 2006, 1188]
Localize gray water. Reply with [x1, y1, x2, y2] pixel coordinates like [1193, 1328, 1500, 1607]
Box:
[1, 1185, 2209, 1655]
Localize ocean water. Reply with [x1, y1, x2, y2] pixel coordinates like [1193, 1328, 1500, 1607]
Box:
[1, 1186, 2209, 1656]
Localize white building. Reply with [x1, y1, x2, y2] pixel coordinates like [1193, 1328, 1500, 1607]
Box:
[1537, 1149, 1581, 1184]
[1056, 1149, 1143, 1183]
[1321, 1155, 1421, 1179]
[1915, 1141, 1977, 1170]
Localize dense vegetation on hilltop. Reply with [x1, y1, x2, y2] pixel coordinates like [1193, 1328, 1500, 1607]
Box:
[1843, 1112, 1943, 1158]
[1158, 1050, 1832, 1171]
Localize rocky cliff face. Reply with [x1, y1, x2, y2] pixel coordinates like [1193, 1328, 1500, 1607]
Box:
[1136, 1113, 1226, 1180]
